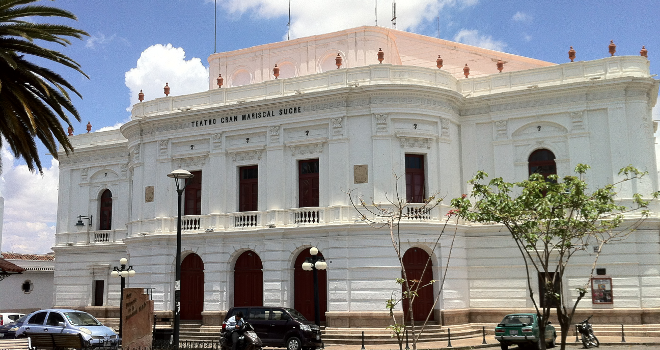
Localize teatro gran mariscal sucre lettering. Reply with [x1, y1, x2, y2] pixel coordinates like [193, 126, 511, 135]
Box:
[53, 26, 660, 329]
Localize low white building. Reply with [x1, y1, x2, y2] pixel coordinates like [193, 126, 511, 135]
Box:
[54, 26, 660, 327]
[0, 253, 54, 313]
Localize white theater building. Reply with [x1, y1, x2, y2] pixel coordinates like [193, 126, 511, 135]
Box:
[54, 26, 660, 327]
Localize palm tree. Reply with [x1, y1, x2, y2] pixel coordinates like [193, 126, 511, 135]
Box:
[0, 0, 88, 173]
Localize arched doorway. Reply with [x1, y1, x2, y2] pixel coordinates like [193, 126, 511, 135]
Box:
[181, 253, 204, 320]
[294, 249, 327, 322]
[528, 149, 557, 178]
[402, 247, 435, 322]
[234, 251, 263, 307]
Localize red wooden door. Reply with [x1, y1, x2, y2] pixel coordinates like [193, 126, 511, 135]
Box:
[405, 155, 425, 203]
[234, 251, 263, 307]
[294, 250, 327, 321]
[402, 248, 434, 322]
[184, 171, 202, 215]
[99, 190, 112, 230]
[181, 253, 204, 320]
[239, 166, 258, 212]
[298, 159, 319, 207]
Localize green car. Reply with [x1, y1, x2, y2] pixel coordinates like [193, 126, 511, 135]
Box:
[495, 313, 556, 349]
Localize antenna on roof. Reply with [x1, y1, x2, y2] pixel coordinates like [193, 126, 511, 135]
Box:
[287, 0, 291, 40]
[214, 0, 217, 52]
[391, 1, 397, 29]
[375, 0, 378, 26]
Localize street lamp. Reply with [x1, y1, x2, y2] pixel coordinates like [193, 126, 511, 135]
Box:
[167, 169, 194, 348]
[111, 258, 135, 339]
[302, 247, 327, 326]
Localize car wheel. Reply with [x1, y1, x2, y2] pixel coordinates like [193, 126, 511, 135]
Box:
[287, 337, 302, 350]
[500, 343, 508, 350]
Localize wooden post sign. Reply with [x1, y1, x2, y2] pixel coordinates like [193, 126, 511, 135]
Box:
[122, 288, 154, 350]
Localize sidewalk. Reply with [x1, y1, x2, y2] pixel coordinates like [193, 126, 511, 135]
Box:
[322, 335, 660, 350]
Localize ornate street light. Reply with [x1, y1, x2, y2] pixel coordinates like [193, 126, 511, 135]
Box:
[302, 247, 327, 326]
[111, 258, 135, 339]
[167, 169, 194, 349]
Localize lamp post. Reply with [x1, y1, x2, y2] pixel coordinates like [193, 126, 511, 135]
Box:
[301, 247, 327, 326]
[167, 169, 194, 349]
[111, 258, 135, 339]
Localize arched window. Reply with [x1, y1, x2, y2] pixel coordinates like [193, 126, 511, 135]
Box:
[528, 149, 557, 178]
[99, 189, 112, 230]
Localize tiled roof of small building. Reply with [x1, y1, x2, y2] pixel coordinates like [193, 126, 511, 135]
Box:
[1, 252, 55, 261]
[0, 257, 25, 273]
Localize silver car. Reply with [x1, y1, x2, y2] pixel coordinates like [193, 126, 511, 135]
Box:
[16, 309, 118, 349]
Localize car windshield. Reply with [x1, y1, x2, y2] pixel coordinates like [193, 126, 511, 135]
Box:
[15, 315, 28, 323]
[501, 315, 533, 325]
[285, 309, 308, 321]
[63, 312, 101, 326]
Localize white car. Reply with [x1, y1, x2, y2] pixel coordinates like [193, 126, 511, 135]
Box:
[0, 313, 25, 326]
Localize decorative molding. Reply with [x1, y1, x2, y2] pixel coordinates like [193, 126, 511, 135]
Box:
[159, 140, 169, 157]
[441, 118, 450, 138]
[289, 143, 324, 156]
[212, 133, 223, 150]
[570, 112, 585, 132]
[120, 164, 128, 177]
[398, 136, 432, 149]
[81, 168, 89, 181]
[130, 145, 140, 163]
[331, 117, 344, 137]
[173, 155, 208, 170]
[495, 120, 508, 140]
[230, 150, 263, 162]
[374, 114, 388, 134]
[269, 126, 280, 143]
[512, 122, 568, 139]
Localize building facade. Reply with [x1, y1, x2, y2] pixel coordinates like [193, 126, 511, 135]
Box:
[54, 26, 660, 327]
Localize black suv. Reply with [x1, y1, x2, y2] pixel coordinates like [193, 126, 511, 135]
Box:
[223, 307, 322, 350]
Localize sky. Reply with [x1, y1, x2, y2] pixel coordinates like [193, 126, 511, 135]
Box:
[1, 0, 659, 254]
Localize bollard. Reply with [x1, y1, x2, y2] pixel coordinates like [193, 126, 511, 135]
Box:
[405, 328, 410, 350]
[447, 328, 452, 347]
[482, 326, 487, 344]
[361, 330, 365, 350]
[621, 324, 626, 343]
[575, 325, 579, 342]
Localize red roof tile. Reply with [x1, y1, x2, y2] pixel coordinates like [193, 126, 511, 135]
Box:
[0, 258, 25, 273]
[2, 252, 55, 261]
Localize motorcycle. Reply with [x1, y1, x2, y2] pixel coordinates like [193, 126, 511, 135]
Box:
[577, 315, 599, 348]
[220, 321, 263, 350]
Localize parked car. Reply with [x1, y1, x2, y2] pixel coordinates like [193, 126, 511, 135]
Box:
[0, 314, 27, 338]
[494, 313, 556, 350]
[0, 313, 25, 326]
[15, 309, 118, 349]
[223, 306, 322, 350]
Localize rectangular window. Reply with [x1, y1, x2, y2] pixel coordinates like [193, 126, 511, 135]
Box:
[239, 166, 258, 212]
[298, 159, 319, 207]
[184, 171, 202, 215]
[405, 154, 425, 203]
[93, 280, 104, 306]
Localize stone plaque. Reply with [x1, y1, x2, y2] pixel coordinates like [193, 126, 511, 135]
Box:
[122, 288, 154, 350]
[145, 186, 154, 202]
[354, 165, 368, 184]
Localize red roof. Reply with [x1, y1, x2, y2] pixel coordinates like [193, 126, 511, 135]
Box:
[0, 258, 25, 273]
[2, 252, 55, 261]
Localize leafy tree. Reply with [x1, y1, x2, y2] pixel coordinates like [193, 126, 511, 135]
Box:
[348, 176, 458, 350]
[451, 164, 658, 350]
[0, 0, 88, 173]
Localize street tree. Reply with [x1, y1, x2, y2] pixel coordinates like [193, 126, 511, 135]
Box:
[0, 0, 88, 173]
[450, 164, 658, 350]
[348, 176, 458, 350]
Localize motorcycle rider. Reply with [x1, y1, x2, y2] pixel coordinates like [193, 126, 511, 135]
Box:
[226, 312, 245, 350]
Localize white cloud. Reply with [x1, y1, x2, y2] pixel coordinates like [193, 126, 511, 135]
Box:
[124, 44, 209, 110]
[0, 148, 58, 254]
[453, 29, 507, 51]
[512, 11, 532, 23]
[217, 0, 478, 39]
[97, 121, 128, 132]
[86, 33, 116, 49]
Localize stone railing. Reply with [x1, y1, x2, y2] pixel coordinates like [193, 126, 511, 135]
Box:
[54, 229, 128, 247]
[459, 56, 650, 97]
[130, 64, 458, 118]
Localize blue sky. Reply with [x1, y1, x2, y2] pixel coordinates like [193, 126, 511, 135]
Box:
[1, 0, 659, 253]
